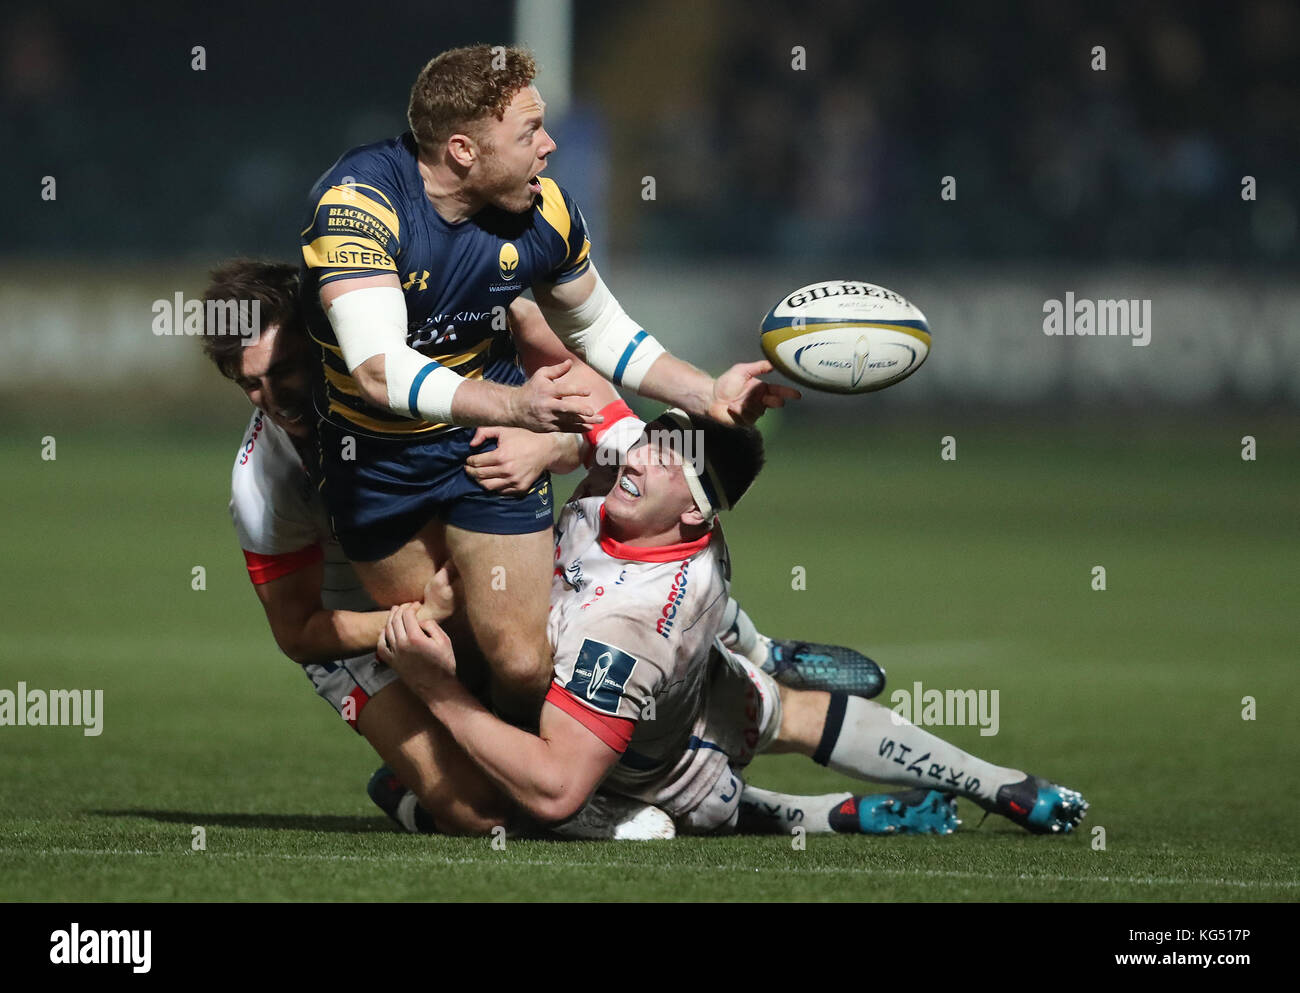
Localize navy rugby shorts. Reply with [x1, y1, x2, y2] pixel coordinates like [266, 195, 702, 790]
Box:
[318, 420, 554, 562]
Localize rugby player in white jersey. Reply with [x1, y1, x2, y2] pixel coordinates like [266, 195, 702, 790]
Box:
[202, 260, 511, 834]
[380, 409, 1090, 837]
[202, 260, 895, 838]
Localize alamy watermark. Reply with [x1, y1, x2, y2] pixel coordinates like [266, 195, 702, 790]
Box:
[890, 680, 999, 736]
[50, 924, 150, 973]
[1043, 292, 1151, 347]
[0, 682, 103, 736]
[152, 292, 261, 344]
[595, 426, 707, 475]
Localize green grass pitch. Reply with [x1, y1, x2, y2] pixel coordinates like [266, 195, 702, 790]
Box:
[2, 416, 1297, 902]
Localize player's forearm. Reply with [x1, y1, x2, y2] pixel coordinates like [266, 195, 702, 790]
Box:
[448, 378, 529, 429]
[355, 355, 537, 430]
[278, 609, 388, 665]
[548, 433, 583, 475]
[634, 353, 714, 416]
[420, 680, 580, 822]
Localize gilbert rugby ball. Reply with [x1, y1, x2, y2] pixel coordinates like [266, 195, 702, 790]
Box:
[760, 280, 930, 393]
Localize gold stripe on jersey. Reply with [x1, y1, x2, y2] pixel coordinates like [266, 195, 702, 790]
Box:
[436, 338, 493, 368]
[314, 268, 392, 283]
[302, 234, 397, 274]
[535, 178, 574, 259]
[572, 236, 591, 270]
[322, 363, 365, 398]
[321, 339, 493, 408]
[328, 400, 446, 435]
[301, 185, 401, 242]
[328, 366, 488, 435]
[310, 333, 344, 358]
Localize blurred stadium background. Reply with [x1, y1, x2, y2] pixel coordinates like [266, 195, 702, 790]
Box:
[4, 0, 1298, 422]
[2, 1, 1297, 901]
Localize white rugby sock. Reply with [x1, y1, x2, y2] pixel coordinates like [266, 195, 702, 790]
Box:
[395, 791, 422, 834]
[739, 785, 852, 835]
[814, 694, 1023, 806]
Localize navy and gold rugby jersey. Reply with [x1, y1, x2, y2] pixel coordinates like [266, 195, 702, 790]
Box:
[299, 131, 592, 439]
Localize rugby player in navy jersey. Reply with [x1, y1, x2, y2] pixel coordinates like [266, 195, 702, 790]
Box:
[301, 45, 798, 719]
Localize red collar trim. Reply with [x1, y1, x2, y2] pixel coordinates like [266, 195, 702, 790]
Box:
[598, 504, 712, 563]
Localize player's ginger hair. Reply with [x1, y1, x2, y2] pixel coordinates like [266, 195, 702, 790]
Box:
[408, 44, 537, 157]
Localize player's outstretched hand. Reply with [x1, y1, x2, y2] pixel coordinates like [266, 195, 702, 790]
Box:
[510, 359, 605, 433]
[378, 603, 457, 688]
[416, 563, 459, 624]
[466, 426, 553, 494]
[709, 360, 801, 425]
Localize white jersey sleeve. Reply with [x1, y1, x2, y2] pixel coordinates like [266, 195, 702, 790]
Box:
[228, 412, 375, 612]
[551, 601, 671, 722]
[228, 411, 328, 584]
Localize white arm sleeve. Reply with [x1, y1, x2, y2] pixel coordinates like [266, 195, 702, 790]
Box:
[537, 267, 667, 392]
[325, 286, 464, 423]
[718, 598, 761, 661]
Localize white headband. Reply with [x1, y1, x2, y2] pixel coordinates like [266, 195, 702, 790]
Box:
[652, 408, 730, 520]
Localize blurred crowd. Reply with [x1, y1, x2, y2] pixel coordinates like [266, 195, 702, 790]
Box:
[4, 0, 1295, 266]
[615, 0, 1298, 264]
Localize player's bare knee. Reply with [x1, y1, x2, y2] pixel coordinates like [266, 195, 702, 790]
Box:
[354, 545, 439, 607]
[481, 631, 552, 693]
[769, 685, 831, 755]
[356, 570, 414, 609]
[498, 654, 552, 695]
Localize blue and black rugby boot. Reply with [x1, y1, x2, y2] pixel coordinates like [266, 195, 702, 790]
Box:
[829, 789, 960, 836]
[367, 765, 436, 834]
[763, 638, 886, 698]
[976, 774, 1088, 835]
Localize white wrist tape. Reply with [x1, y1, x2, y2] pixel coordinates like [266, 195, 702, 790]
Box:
[654, 407, 729, 519]
[539, 267, 666, 391]
[325, 285, 463, 423]
[719, 598, 760, 659]
[386, 348, 465, 424]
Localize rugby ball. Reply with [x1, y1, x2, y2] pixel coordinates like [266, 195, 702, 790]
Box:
[760, 280, 930, 394]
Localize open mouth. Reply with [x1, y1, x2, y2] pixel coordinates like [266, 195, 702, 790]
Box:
[527, 175, 543, 195]
[618, 475, 641, 499]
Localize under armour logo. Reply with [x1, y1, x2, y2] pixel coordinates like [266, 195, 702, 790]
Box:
[402, 270, 429, 292]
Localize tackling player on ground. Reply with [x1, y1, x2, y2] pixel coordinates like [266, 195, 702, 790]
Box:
[380, 407, 1090, 836]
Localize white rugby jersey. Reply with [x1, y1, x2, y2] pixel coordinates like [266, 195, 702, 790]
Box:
[546, 404, 733, 787]
[228, 411, 373, 612]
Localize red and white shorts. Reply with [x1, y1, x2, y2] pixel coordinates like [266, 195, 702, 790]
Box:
[302, 653, 400, 732]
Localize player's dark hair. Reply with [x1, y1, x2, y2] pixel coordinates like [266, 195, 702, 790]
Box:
[696, 416, 766, 511]
[199, 259, 303, 380]
[650, 411, 766, 512]
[408, 44, 537, 156]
